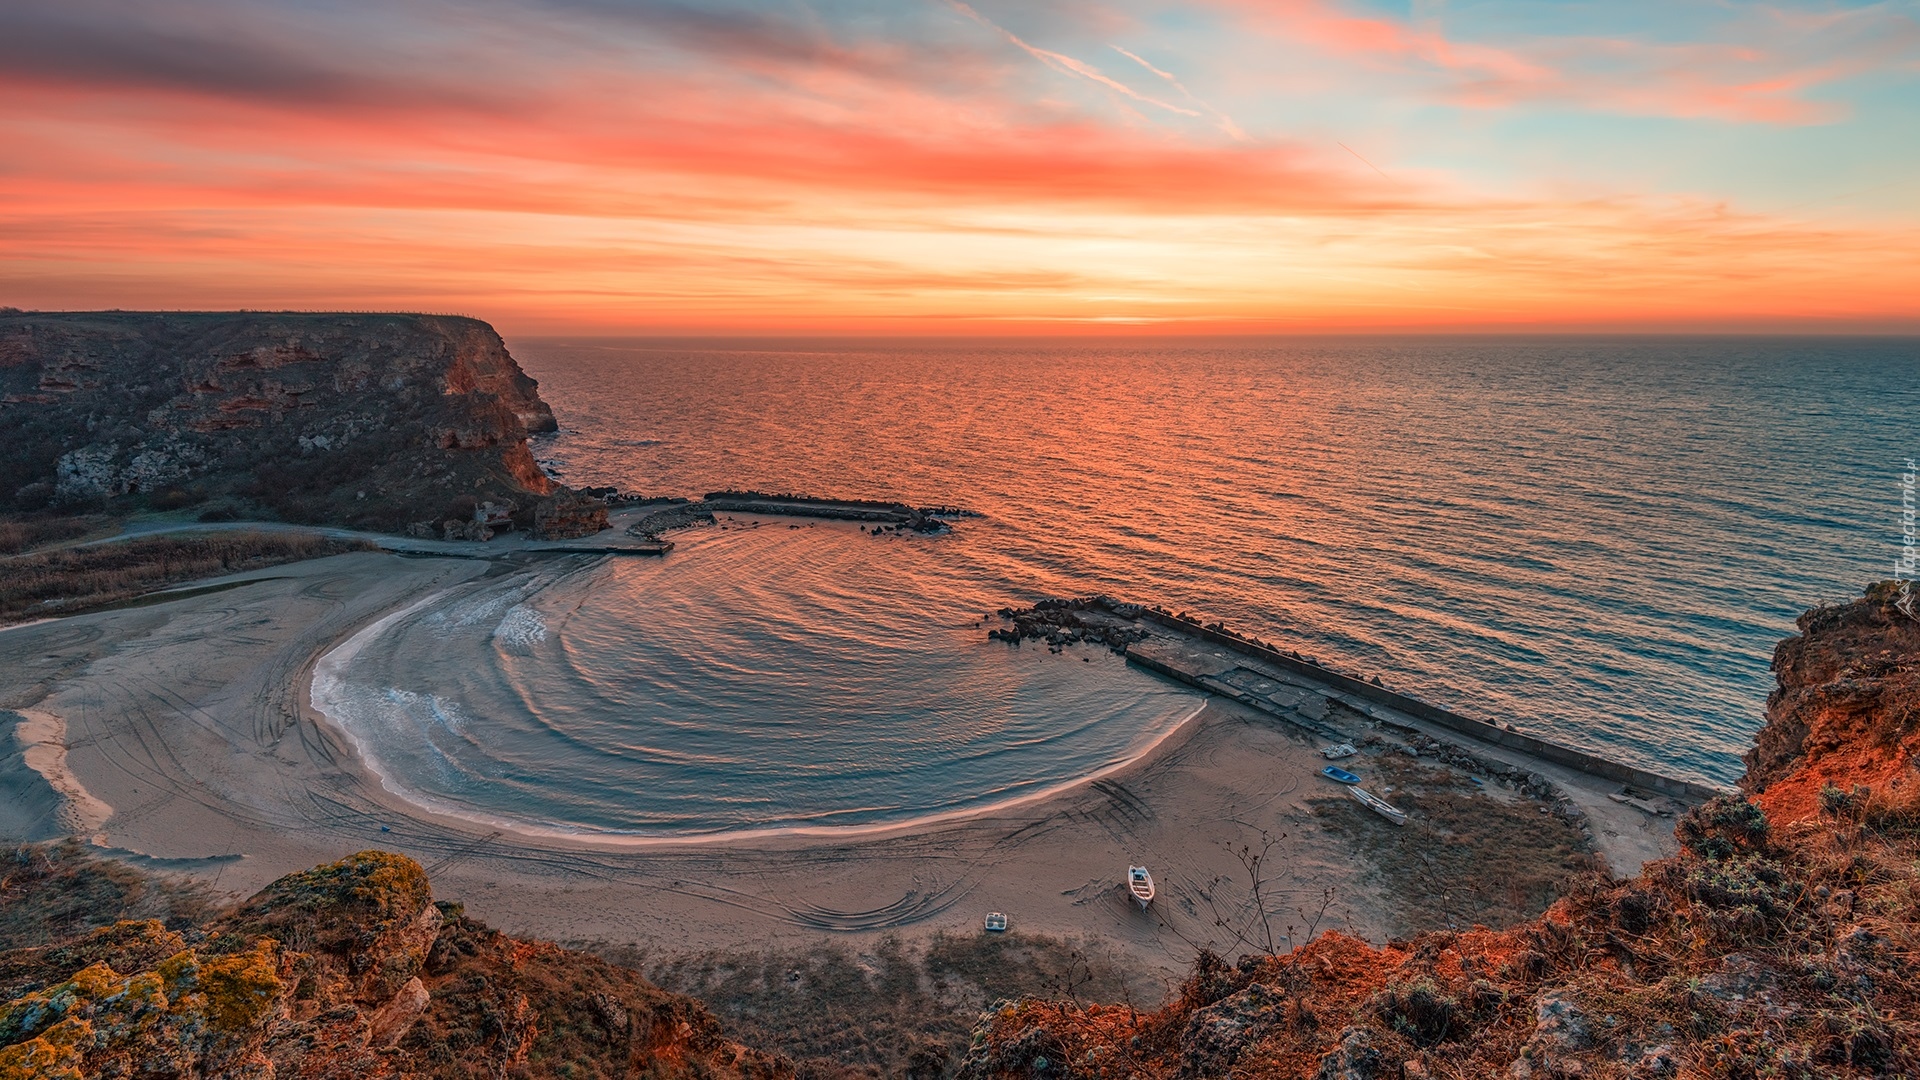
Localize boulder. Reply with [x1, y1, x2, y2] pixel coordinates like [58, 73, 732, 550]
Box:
[1178, 983, 1284, 1077]
[1316, 1026, 1384, 1080]
[535, 491, 610, 539]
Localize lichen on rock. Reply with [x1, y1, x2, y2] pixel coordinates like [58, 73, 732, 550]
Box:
[0, 850, 790, 1079]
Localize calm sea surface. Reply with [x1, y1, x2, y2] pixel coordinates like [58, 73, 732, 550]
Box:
[320, 337, 1916, 836]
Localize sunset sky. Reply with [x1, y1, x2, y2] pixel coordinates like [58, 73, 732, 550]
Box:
[4, 0, 1918, 334]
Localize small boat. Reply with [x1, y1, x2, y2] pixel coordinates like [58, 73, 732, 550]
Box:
[1127, 865, 1155, 909]
[1321, 765, 1362, 785]
[1321, 743, 1357, 760]
[1348, 786, 1408, 826]
[984, 912, 1008, 932]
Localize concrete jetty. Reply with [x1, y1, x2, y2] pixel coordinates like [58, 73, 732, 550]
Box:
[1125, 605, 1725, 801]
[991, 595, 1728, 875]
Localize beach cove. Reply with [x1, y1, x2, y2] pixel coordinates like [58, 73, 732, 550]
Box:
[0, 515, 1689, 988]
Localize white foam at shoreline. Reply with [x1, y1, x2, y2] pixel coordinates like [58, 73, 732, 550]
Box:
[310, 589, 458, 809]
[317, 682, 1208, 847]
[493, 605, 548, 650]
[308, 578, 1211, 846]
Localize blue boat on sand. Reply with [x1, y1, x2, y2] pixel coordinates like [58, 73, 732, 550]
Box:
[1322, 765, 1361, 784]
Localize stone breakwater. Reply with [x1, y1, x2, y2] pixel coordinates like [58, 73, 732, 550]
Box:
[990, 591, 1712, 853]
[988, 595, 1723, 810]
[611, 490, 977, 553]
[623, 499, 718, 552]
[986, 597, 1152, 652]
[987, 597, 1615, 848]
[701, 491, 968, 532]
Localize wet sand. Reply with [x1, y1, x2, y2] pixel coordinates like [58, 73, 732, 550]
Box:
[0, 549, 1679, 990]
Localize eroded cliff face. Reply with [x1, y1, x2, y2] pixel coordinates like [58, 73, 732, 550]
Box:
[0, 851, 790, 1080]
[1742, 580, 1920, 822]
[959, 584, 1920, 1080]
[0, 312, 566, 532]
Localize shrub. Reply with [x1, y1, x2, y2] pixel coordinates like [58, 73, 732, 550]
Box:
[0, 516, 97, 555]
[1861, 784, 1920, 837]
[0, 531, 372, 622]
[1370, 977, 1461, 1047]
[1678, 796, 1770, 861]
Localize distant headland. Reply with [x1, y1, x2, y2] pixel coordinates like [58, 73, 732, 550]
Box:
[0, 311, 606, 539]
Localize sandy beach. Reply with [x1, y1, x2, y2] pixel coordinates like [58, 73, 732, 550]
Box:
[0, 548, 1683, 993]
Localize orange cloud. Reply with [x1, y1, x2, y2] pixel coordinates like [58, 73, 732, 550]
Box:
[0, 0, 1915, 333]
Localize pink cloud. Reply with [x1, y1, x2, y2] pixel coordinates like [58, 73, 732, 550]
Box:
[1215, 0, 1920, 125]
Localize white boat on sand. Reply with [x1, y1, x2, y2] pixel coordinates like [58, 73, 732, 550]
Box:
[1348, 785, 1408, 826]
[1127, 865, 1155, 909]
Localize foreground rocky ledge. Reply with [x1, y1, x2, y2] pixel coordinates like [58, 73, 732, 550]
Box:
[0, 851, 787, 1079]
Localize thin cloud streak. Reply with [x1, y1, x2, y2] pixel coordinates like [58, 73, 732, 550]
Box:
[1110, 44, 1249, 140]
[945, 1, 1201, 118]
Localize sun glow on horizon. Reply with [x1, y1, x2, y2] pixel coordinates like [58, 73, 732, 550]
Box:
[2, 0, 1918, 334]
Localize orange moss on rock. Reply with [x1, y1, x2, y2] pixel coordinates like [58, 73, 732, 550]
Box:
[1744, 582, 1920, 825]
[194, 940, 286, 1033]
[0, 851, 788, 1079]
[0, 1015, 91, 1080]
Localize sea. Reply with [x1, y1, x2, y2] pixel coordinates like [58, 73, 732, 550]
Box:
[312, 336, 1917, 838]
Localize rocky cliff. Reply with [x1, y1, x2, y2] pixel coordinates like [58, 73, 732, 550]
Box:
[0, 851, 788, 1079]
[959, 583, 1920, 1079]
[1741, 580, 1920, 822]
[0, 312, 582, 534]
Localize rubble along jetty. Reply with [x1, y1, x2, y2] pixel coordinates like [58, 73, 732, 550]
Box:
[987, 595, 1725, 803]
[701, 491, 971, 532]
[613, 490, 976, 553]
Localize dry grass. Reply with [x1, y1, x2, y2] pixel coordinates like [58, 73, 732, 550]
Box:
[1313, 754, 1597, 934]
[0, 515, 105, 555]
[0, 530, 372, 622]
[0, 841, 216, 953]
[592, 932, 1140, 1079]
[964, 790, 1920, 1079]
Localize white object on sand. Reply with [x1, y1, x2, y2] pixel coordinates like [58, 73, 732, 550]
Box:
[1127, 865, 1155, 909]
[984, 912, 1008, 932]
[1321, 743, 1357, 759]
[1348, 785, 1408, 826]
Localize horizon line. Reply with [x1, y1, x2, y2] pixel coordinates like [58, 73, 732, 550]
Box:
[6, 308, 1918, 340]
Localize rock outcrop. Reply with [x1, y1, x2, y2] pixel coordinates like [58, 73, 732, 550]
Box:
[533, 489, 612, 540]
[0, 851, 789, 1079]
[959, 583, 1920, 1079]
[1742, 579, 1920, 821]
[0, 312, 575, 533]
